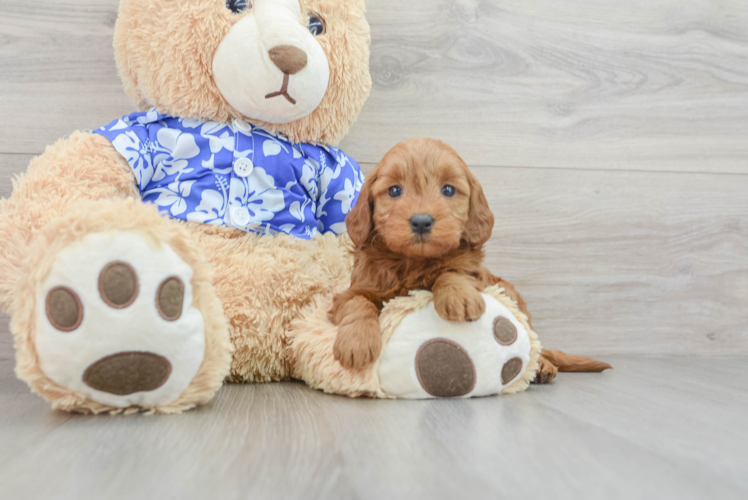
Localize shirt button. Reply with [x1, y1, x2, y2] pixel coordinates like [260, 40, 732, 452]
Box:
[234, 158, 254, 177]
[232, 207, 250, 227]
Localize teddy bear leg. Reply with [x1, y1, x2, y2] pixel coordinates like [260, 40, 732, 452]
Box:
[288, 286, 542, 399]
[376, 287, 543, 399]
[0, 132, 140, 312]
[9, 198, 232, 413]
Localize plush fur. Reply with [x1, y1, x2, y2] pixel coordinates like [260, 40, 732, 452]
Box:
[10, 196, 233, 414]
[0, 0, 598, 412]
[115, 0, 371, 145]
[290, 285, 542, 397]
[329, 138, 607, 380]
[0, 0, 373, 413]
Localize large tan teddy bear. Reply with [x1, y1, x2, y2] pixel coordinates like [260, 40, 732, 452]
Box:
[0, 0, 541, 414]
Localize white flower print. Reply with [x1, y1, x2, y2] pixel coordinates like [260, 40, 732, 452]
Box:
[255, 131, 289, 157]
[96, 110, 363, 240]
[229, 167, 285, 223]
[135, 108, 160, 125]
[328, 221, 347, 234]
[263, 141, 282, 157]
[200, 121, 234, 154]
[110, 131, 154, 188]
[144, 180, 196, 216]
[316, 152, 343, 220]
[300, 158, 319, 200]
[333, 178, 356, 214]
[122, 108, 160, 127]
[186, 188, 228, 225]
[151, 128, 200, 182]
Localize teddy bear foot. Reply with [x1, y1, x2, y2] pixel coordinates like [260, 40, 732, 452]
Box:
[22, 229, 230, 413]
[377, 287, 542, 399]
[288, 286, 541, 400]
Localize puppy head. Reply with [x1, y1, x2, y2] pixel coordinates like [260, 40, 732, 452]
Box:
[347, 138, 494, 257]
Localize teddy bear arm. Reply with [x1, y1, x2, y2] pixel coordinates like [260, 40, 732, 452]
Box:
[0, 132, 139, 310]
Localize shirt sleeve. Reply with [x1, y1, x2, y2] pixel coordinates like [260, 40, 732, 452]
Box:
[94, 115, 155, 192]
[315, 147, 364, 235]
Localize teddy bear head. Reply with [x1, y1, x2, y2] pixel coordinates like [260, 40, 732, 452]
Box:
[114, 0, 371, 145]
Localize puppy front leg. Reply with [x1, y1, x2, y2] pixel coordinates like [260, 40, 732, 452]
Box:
[433, 272, 486, 322]
[331, 295, 382, 370]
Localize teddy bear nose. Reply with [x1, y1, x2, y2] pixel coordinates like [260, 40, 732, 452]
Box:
[268, 45, 308, 75]
[410, 214, 435, 235]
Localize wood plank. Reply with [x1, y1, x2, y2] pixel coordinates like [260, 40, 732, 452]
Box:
[361, 162, 748, 355]
[0, 357, 746, 500]
[468, 165, 748, 356]
[1, 0, 747, 173]
[342, 0, 748, 172]
[1, 160, 746, 356]
[0, 1, 131, 153]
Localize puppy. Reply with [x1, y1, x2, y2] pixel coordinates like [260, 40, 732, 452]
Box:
[330, 138, 610, 380]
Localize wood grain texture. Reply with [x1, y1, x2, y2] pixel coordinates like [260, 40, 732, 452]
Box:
[359, 162, 748, 356]
[0, 357, 746, 500]
[341, 0, 748, 172]
[0, 159, 745, 357]
[1, 0, 748, 173]
[0, 0, 129, 154]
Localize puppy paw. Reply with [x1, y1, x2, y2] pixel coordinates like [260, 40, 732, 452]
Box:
[532, 355, 558, 384]
[333, 317, 382, 370]
[434, 287, 486, 322]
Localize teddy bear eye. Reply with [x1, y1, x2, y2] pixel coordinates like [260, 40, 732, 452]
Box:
[388, 186, 403, 198]
[441, 185, 456, 197]
[226, 0, 250, 14]
[308, 15, 325, 36]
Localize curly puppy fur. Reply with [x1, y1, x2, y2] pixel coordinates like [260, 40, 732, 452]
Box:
[330, 138, 611, 379]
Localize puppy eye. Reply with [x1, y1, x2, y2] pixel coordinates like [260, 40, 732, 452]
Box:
[226, 0, 250, 14]
[388, 186, 403, 198]
[308, 15, 326, 36]
[441, 185, 456, 197]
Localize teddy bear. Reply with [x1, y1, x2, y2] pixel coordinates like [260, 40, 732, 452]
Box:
[0, 0, 540, 414]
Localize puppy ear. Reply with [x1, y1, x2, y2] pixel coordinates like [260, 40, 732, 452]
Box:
[463, 168, 494, 247]
[346, 171, 376, 247]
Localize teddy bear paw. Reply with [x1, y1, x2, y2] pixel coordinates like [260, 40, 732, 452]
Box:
[34, 231, 207, 409]
[377, 293, 533, 399]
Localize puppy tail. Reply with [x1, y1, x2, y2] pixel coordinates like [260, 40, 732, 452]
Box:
[541, 349, 612, 373]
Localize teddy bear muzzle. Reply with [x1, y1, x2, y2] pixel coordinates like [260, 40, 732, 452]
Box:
[212, 0, 331, 124]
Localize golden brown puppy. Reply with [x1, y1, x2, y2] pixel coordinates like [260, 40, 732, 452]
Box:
[330, 138, 610, 380]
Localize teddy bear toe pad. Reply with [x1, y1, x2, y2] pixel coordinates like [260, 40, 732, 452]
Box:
[378, 294, 532, 399]
[35, 231, 206, 408]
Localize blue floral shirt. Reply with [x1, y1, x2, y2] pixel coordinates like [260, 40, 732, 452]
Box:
[95, 109, 363, 239]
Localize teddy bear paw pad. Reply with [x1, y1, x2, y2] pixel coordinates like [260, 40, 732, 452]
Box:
[377, 293, 532, 399]
[35, 231, 206, 408]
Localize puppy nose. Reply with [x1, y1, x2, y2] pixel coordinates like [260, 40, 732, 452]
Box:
[268, 45, 308, 75]
[410, 214, 434, 235]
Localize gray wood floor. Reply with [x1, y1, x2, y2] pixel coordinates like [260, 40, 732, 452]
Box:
[1, 1, 747, 498]
[1, 357, 747, 500]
